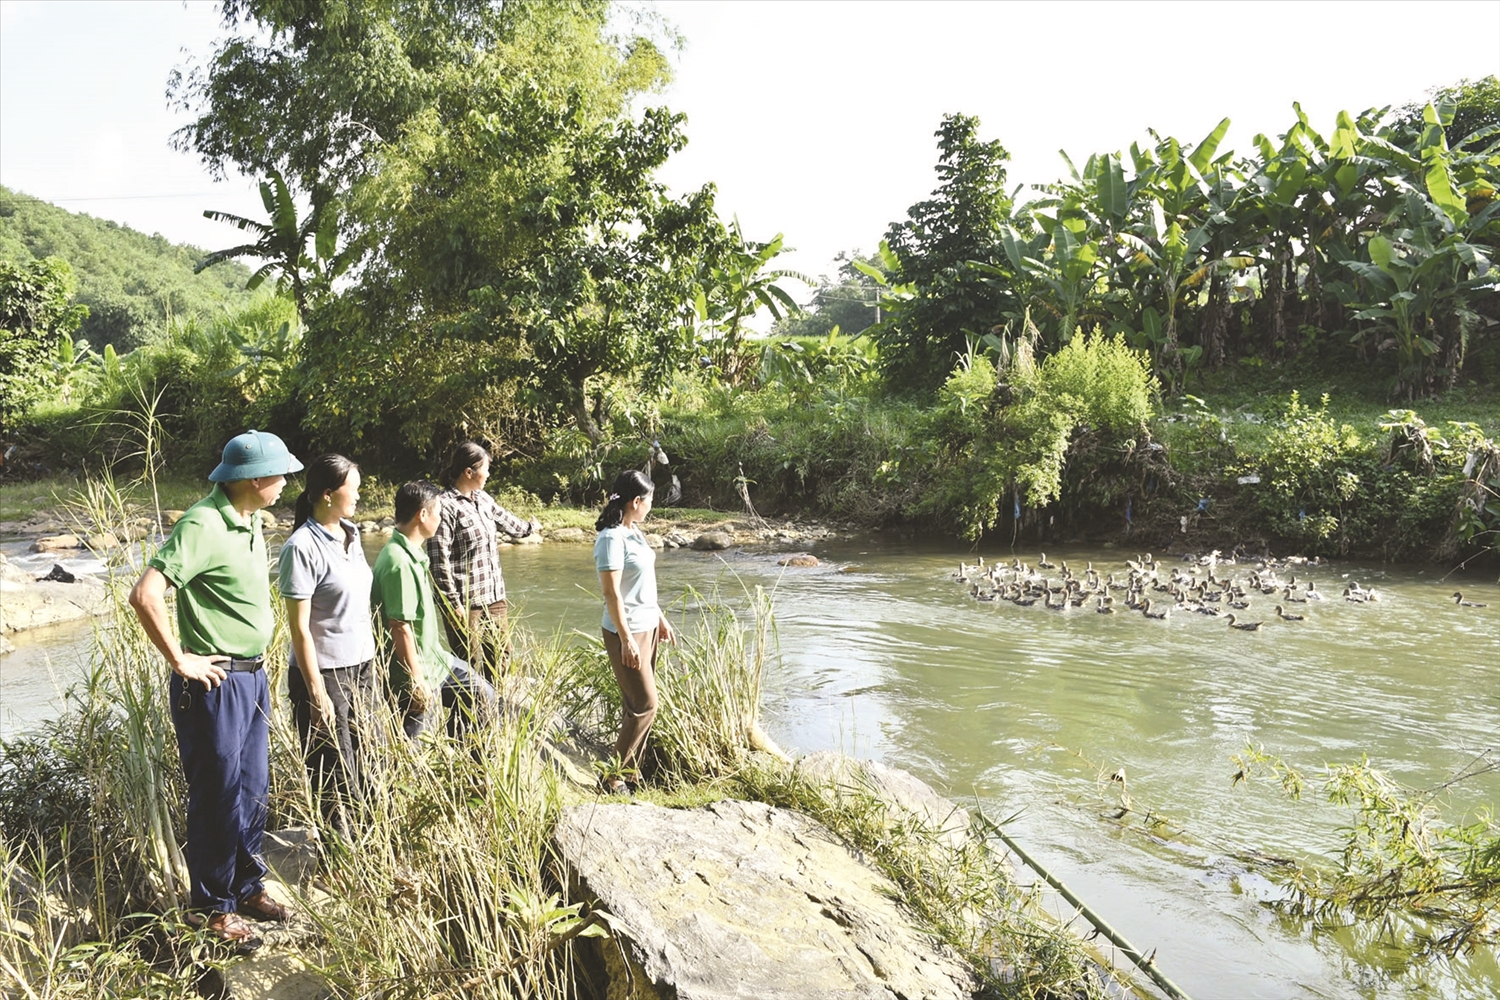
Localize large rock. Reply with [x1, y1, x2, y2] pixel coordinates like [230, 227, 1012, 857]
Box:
[691, 531, 733, 552]
[796, 753, 971, 852]
[555, 799, 976, 1000]
[0, 555, 109, 633]
[32, 533, 81, 553]
[546, 526, 593, 544]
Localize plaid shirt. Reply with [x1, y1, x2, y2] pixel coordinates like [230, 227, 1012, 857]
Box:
[426, 487, 534, 610]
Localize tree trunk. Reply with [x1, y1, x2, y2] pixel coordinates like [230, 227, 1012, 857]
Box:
[1201, 270, 1228, 368]
[1264, 243, 1287, 355]
[571, 386, 604, 445]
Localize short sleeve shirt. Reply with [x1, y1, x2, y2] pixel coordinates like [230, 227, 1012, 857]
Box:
[147, 485, 274, 658]
[278, 518, 376, 671]
[371, 529, 452, 690]
[594, 525, 660, 634]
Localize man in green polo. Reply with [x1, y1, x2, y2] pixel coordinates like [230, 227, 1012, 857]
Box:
[372, 480, 496, 738]
[129, 430, 302, 951]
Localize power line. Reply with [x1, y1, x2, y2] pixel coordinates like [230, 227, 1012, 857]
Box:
[38, 193, 234, 203]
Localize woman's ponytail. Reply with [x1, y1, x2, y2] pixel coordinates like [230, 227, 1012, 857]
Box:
[595, 469, 654, 531]
[293, 490, 315, 529]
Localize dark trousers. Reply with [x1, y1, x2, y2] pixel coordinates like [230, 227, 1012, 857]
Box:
[170, 669, 269, 913]
[288, 659, 380, 844]
[401, 659, 498, 740]
[602, 627, 659, 766]
[442, 599, 509, 682]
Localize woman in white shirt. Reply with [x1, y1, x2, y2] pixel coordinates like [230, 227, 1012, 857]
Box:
[593, 470, 675, 792]
[278, 453, 378, 841]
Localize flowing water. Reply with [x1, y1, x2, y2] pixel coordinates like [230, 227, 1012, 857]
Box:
[3, 530, 1498, 998]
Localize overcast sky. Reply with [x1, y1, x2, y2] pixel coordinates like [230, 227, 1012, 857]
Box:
[3, 0, 1497, 295]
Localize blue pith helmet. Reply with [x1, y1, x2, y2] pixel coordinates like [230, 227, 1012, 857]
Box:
[208, 430, 305, 483]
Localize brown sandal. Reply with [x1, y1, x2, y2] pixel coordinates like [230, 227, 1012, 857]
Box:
[239, 889, 293, 923]
[191, 911, 263, 953]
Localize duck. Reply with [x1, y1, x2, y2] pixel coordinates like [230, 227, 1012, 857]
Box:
[1224, 613, 1263, 632]
[1273, 604, 1304, 621]
[1141, 598, 1170, 620]
[1304, 583, 1325, 601]
[1453, 591, 1489, 608]
[1228, 597, 1252, 610]
[1281, 587, 1308, 604]
[1096, 596, 1117, 615]
[1038, 553, 1056, 570]
[971, 585, 999, 602]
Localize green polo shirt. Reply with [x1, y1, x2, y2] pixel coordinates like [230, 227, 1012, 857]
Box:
[147, 485, 274, 658]
[371, 528, 452, 691]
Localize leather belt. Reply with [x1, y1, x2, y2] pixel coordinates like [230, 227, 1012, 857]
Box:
[226, 655, 265, 672]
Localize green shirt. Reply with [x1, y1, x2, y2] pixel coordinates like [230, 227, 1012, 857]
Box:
[371, 529, 452, 691]
[147, 485, 274, 658]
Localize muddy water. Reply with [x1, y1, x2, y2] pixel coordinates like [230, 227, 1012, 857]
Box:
[4, 532, 1498, 997]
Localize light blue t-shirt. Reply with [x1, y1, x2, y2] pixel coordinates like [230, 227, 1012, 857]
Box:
[594, 525, 660, 634]
[277, 518, 377, 671]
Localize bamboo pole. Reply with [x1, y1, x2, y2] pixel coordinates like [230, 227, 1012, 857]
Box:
[977, 814, 1195, 1000]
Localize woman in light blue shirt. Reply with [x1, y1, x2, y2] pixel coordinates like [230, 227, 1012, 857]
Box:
[278, 453, 378, 842]
[593, 470, 675, 792]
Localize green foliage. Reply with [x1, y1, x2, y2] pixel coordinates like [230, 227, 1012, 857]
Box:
[693, 223, 809, 384]
[0, 255, 88, 433]
[1394, 75, 1500, 151]
[756, 329, 876, 402]
[209, 1, 717, 453]
[874, 114, 1015, 394]
[198, 169, 350, 316]
[871, 80, 1499, 402]
[1253, 392, 1370, 549]
[0, 186, 254, 351]
[920, 330, 1158, 539]
[1233, 743, 1500, 961]
[770, 251, 882, 341]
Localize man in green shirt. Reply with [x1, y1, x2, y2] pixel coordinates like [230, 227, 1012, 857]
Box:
[129, 430, 302, 951]
[372, 480, 496, 738]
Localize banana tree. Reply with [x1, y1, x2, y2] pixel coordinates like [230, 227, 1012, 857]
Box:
[197, 171, 350, 318]
[1113, 118, 1231, 385]
[1341, 105, 1500, 397]
[693, 222, 809, 383]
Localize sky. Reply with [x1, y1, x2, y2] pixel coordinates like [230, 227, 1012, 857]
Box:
[2, 0, 1498, 296]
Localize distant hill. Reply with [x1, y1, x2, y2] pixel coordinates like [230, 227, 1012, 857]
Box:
[0, 186, 257, 351]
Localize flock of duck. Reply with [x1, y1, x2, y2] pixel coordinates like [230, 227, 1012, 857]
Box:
[954, 550, 1489, 631]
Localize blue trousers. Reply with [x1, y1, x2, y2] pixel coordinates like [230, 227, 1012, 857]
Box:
[170, 670, 270, 912]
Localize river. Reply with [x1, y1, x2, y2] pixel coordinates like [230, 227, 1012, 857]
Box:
[2, 531, 1498, 998]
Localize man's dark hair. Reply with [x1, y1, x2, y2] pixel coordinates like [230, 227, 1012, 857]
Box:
[394, 480, 442, 524]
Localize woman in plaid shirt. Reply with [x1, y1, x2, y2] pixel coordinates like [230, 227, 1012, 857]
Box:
[427, 441, 540, 679]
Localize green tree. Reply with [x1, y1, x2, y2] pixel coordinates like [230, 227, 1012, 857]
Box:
[0, 256, 88, 432]
[876, 114, 1015, 394]
[197, 170, 344, 317]
[693, 223, 808, 384]
[301, 74, 716, 453]
[1393, 75, 1500, 151]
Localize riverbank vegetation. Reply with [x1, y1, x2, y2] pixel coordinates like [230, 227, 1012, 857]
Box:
[2, 3, 1494, 565]
[0, 479, 1119, 997]
[4, 94, 1495, 569]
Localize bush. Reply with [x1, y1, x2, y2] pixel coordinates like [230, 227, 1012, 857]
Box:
[920, 330, 1159, 539]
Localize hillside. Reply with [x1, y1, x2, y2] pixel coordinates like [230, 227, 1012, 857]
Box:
[0, 186, 255, 351]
